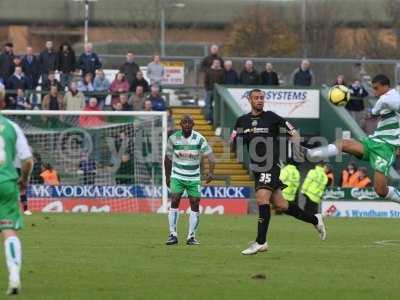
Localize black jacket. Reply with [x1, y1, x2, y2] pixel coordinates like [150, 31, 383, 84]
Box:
[224, 69, 239, 85]
[240, 69, 260, 85]
[77, 52, 102, 76]
[293, 68, 314, 86]
[57, 45, 76, 73]
[201, 54, 224, 71]
[6, 74, 29, 91]
[346, 85, 368, 111]
[39, 50, 57, 74]
[21, 55, 40, 88]
[119, 62, 139, 84]
[130, 78, 149, 93]
[41, 79, 62, 92]
[204, 68, 225, 91]
[260, 71, 279, 86]
[0, 50, 15, 82]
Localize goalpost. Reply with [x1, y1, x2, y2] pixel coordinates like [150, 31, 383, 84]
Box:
[2, 110, 169, 213]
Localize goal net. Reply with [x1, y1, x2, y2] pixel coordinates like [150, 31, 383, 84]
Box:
[2, 110, 168, 214]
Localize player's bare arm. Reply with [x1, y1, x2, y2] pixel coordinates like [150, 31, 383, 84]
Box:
[18, 158, 33, 193]
[205, 152, 215, 183]
[164, 154, 172, 187]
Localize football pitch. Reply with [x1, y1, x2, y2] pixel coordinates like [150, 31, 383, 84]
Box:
[3, 213, 400, 300]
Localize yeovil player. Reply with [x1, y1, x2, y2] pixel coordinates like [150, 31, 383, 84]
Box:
[309, 74, 400, 203]
[0, 95, 33, 295]
[164, 115, 215, 245]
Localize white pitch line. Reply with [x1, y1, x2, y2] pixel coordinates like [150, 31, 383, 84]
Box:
[374, 240, 400, 246]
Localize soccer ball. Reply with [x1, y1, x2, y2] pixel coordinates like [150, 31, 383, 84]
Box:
[328, 85, 350, 106]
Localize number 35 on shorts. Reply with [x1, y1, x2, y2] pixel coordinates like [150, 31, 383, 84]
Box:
[259, 173, 271, 184]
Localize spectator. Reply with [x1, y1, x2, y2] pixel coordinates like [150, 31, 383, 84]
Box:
[346, 79, 369, 131]
[130, 85, 146, 111]
[204, 59, 225, 122]
[119, 93, 132, 111]
[7, 66, 28, 92]
[301, 163, 328, 215]
[325, 164, 335, 186]
[333, 74, 346, 86]
[240, 60, 260, 85]
[341, 162, 359, 187]
[201, 44, 224, 71]
[42, 85, 64, 110]
[130, 71, 149, 93]
[14, 89, 31, 110]
[354, 167, 372, 188]
[78, 154, 96, 185]
[41, 71, 62, 92]
[13, 56, 22, 68]
[115, 153, 134, 185]
[21, 46, 40, 92]
[0, 42, 15, 84]
[143, 99, 153, 111]
[40, 163, 60, 186]
[64, 81, 86, 111]
[93, 69, 110, 107]
[147, 85, 166, 111]
[147, 55, 165, 86]
[77, 72, 95, 98]
[113, 102, 124, 112]
[260, 63, 279, 86]
[57, 43, 76, 89]
[119, 52, 139, 84]
[110, 71, 130, 106]
[79, 97, 104, 127]
[79, 97, 104, 163]
[77, 43, 102, 78]
[30, 151, 44, 184]
[223, 60, 239, 85]
[291, 59, 315, 86]
[38, 41, 57, 81]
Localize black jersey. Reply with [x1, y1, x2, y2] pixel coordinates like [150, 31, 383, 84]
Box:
[231, 110, 294, 172]
[231, 110, 295, 191]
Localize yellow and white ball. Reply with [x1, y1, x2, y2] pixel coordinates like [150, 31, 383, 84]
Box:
[329, 85, 350, 106]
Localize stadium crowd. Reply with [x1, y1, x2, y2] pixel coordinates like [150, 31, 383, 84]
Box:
[0, 41, 391, 186]
[0, 41, 167, 113]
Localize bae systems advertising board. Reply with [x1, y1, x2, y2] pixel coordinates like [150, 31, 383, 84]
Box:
[228, 88, 320, 118]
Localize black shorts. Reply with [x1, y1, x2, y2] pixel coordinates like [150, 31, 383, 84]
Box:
[253, 165, 285, 192]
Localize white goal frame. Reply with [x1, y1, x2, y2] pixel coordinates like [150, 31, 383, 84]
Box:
[1, 109, 169, 213]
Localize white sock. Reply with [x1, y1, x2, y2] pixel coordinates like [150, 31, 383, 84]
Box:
[385, 186, 400, 203]
[168, 208, 179, 236]
[4, 236, 22, 280]
[188, 210, 200, 239]
[308, 144, 338, 158]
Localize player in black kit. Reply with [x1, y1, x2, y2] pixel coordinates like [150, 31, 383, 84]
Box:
[230, 89, 326, 255]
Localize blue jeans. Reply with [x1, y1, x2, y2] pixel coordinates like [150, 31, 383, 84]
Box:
[205, 90, 214, 122]
[60, 73, 72, 89]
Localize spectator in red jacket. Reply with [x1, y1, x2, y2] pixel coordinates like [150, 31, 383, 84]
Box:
[110, 71, 130, 105]
[79, 97, 104, 128]
[80, 97, 104, 162]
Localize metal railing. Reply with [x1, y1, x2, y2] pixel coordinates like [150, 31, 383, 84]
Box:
[97, 54, 400, 88]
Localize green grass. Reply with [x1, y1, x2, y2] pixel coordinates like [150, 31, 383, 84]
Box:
[3, 213, 400, 300]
